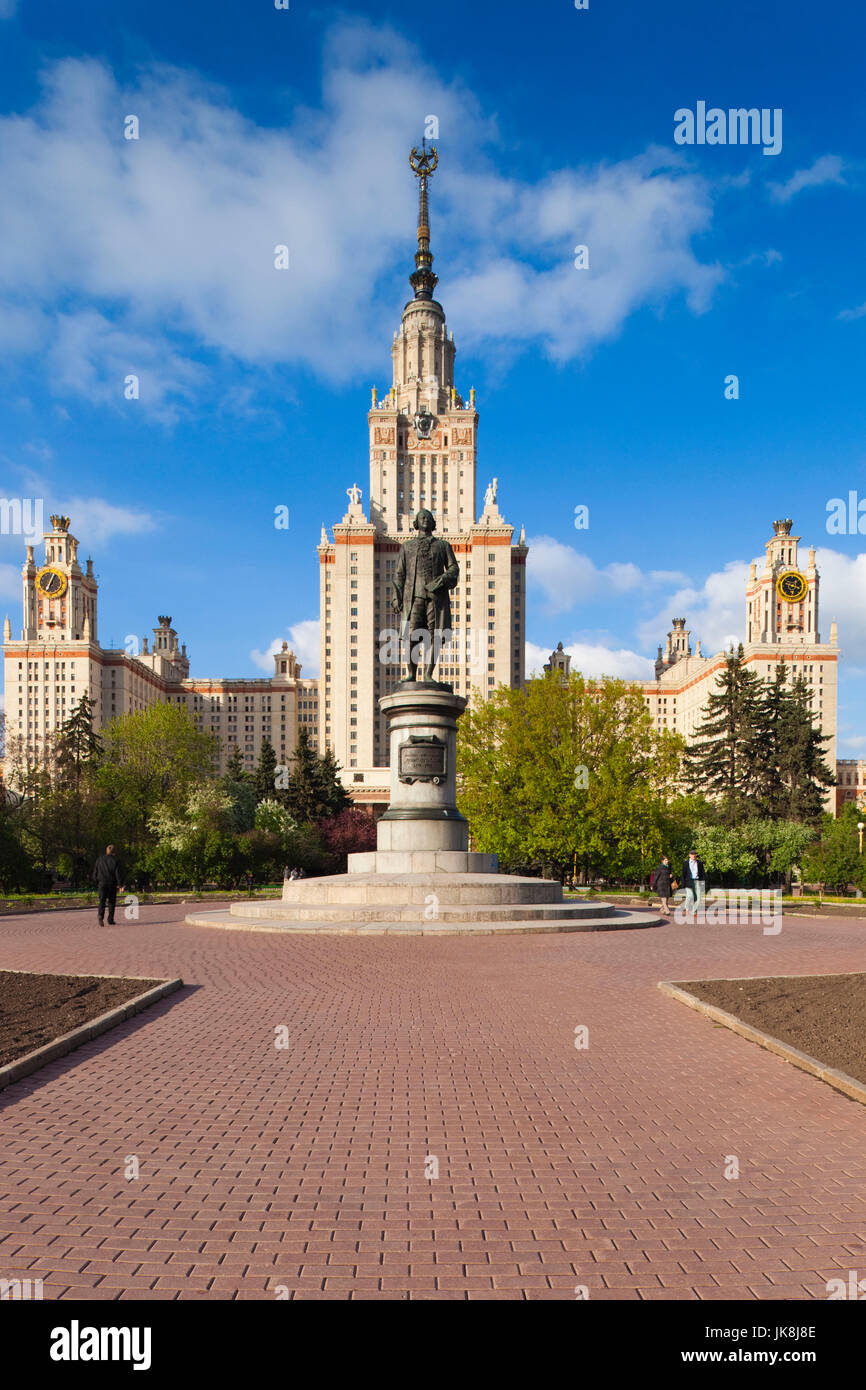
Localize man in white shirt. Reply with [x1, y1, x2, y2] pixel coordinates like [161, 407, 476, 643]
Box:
[681, 850, 707, 922]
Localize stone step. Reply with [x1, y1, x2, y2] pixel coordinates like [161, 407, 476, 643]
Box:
[278, 873, 565, 908]
[185, 907, 663, 936]
[233, 899, 616, 923]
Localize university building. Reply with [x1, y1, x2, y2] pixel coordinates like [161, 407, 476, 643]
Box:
[550, 517, 841, 808]
[1, 514, 319, 783]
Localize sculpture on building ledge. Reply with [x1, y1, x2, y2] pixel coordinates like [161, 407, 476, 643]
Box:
[391, 508, 458, 685]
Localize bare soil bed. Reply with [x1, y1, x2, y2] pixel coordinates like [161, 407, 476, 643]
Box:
[680, 973, 866, 1085]
[0, 970, 164, 1067]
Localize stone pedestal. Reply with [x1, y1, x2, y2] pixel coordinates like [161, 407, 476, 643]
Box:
[347, 681, 495, 874]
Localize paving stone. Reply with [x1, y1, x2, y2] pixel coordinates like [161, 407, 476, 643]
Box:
[0, 902, 864, 1301]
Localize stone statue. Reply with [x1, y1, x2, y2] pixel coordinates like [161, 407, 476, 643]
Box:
[484, 477, 498, 508]
[391, 509, 459, 683]
[347, 483, 362, 506]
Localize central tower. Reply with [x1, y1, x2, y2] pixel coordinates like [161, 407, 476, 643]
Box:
[368, 142, 477, 536]
[318, 146, 527, 798]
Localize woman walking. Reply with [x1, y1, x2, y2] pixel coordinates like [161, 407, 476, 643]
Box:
[651, 854, 673, 917]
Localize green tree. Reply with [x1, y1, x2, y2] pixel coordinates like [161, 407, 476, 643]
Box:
[55, 694, 103, 886]
[802, 803, 866, 893]
[252, 738, 279, 803]
[684, 645, 765, 824]
[284, 728, 350, 823]
[458, 669, 683, 881]
[224, 745, 248, 782]
[692, 819, 816, 888]
[776, 674, 835, 821]
[97, 703, 218, 863]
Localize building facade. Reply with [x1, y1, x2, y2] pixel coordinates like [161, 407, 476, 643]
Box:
[549, 517, 841, 807]
[316, 146, 527, 805]
[1, 515, 318, 784]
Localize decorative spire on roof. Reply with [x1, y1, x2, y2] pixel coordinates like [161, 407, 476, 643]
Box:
[408, 141, 439, 301]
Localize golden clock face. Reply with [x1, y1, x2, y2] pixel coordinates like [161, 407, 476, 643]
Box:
[36, 566, 68, 599]
[776, 570, 808, 604]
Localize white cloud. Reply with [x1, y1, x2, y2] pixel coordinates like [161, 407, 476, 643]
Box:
[0, 28, 726, 409]
[838, 302, 866, 322]
[768, 154, 846, 203]
[251, 619, 320, 677]
[48, 496, 155, 548]
[448, 148, 722, 362]
[525, 638, 654, 681]
[528, 536, 685, 614]
[637, 560, 751, 655]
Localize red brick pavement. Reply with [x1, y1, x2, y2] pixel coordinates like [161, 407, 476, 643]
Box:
[0, 904, 865, 1301]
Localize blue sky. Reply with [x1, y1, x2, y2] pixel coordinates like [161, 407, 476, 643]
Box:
[1, 0, 865, 751]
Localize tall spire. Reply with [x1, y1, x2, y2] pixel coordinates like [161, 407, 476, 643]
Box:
[408, 142, 439, 301]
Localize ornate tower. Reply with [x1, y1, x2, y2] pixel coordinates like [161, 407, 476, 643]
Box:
[746, 518, 819, 645]
[22, 514, 98, 644]
[319, 146, 527, 791]
[368, 142, 477, 536]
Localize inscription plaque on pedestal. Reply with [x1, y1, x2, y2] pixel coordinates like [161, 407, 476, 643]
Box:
[398, 735, 447, 784]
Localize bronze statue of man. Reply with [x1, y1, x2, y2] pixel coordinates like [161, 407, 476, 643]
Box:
[391, 509, 459, 683]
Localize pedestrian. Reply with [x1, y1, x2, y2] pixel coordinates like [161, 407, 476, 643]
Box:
[92, 844, 125, 927]
[289, 867, 299, 881]
[681, 849, 707, 922]
[650, 854, 673, 916]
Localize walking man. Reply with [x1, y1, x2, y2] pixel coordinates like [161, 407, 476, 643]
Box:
[93, 845, 125, 926]
[681, 849, 707, 922]
[651, 854, 673, 917]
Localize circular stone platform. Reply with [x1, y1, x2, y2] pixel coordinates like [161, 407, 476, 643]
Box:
[185, 873, 663, 935]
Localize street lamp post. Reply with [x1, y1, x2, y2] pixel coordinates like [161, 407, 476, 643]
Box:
[858, 822, 864, 856]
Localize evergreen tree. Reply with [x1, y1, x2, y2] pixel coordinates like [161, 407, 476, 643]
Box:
[55, 694, 102, 887]
[777, 674, 835, 822]
[285, 728, 351, 824]
[252, 738, 279, 803]
[220, 743, 256, 831]
[224, 745, 248, 782]
[684, 646, 765, 824]
[56, 694, 102, 786]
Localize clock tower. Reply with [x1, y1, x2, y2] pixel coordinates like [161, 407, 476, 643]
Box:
[745, 517, 819, 645]
[23, 514, 98, 643]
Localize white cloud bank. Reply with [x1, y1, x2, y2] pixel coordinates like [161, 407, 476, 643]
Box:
[0, 22, 726, 412]
[528, 535, 689, 614]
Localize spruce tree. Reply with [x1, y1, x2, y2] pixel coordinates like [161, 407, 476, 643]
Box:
[285, 728, 351, 824]
[224, 745, 248, 781]
[252, 738, 279, 803]
[752, 662, 791, 819]
[778, 674, 835, 822]
[684, 645, 764, 825]
[55, 694, 102, 887]
[56, 693, 101, 786]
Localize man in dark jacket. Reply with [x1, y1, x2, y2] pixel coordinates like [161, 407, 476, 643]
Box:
[651, 855, 673, 916]
[681, 850, 707, 921]
[93, 845, 125, 926]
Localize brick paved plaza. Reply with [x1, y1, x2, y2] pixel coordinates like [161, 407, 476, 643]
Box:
[1, 905, 864, 1301]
